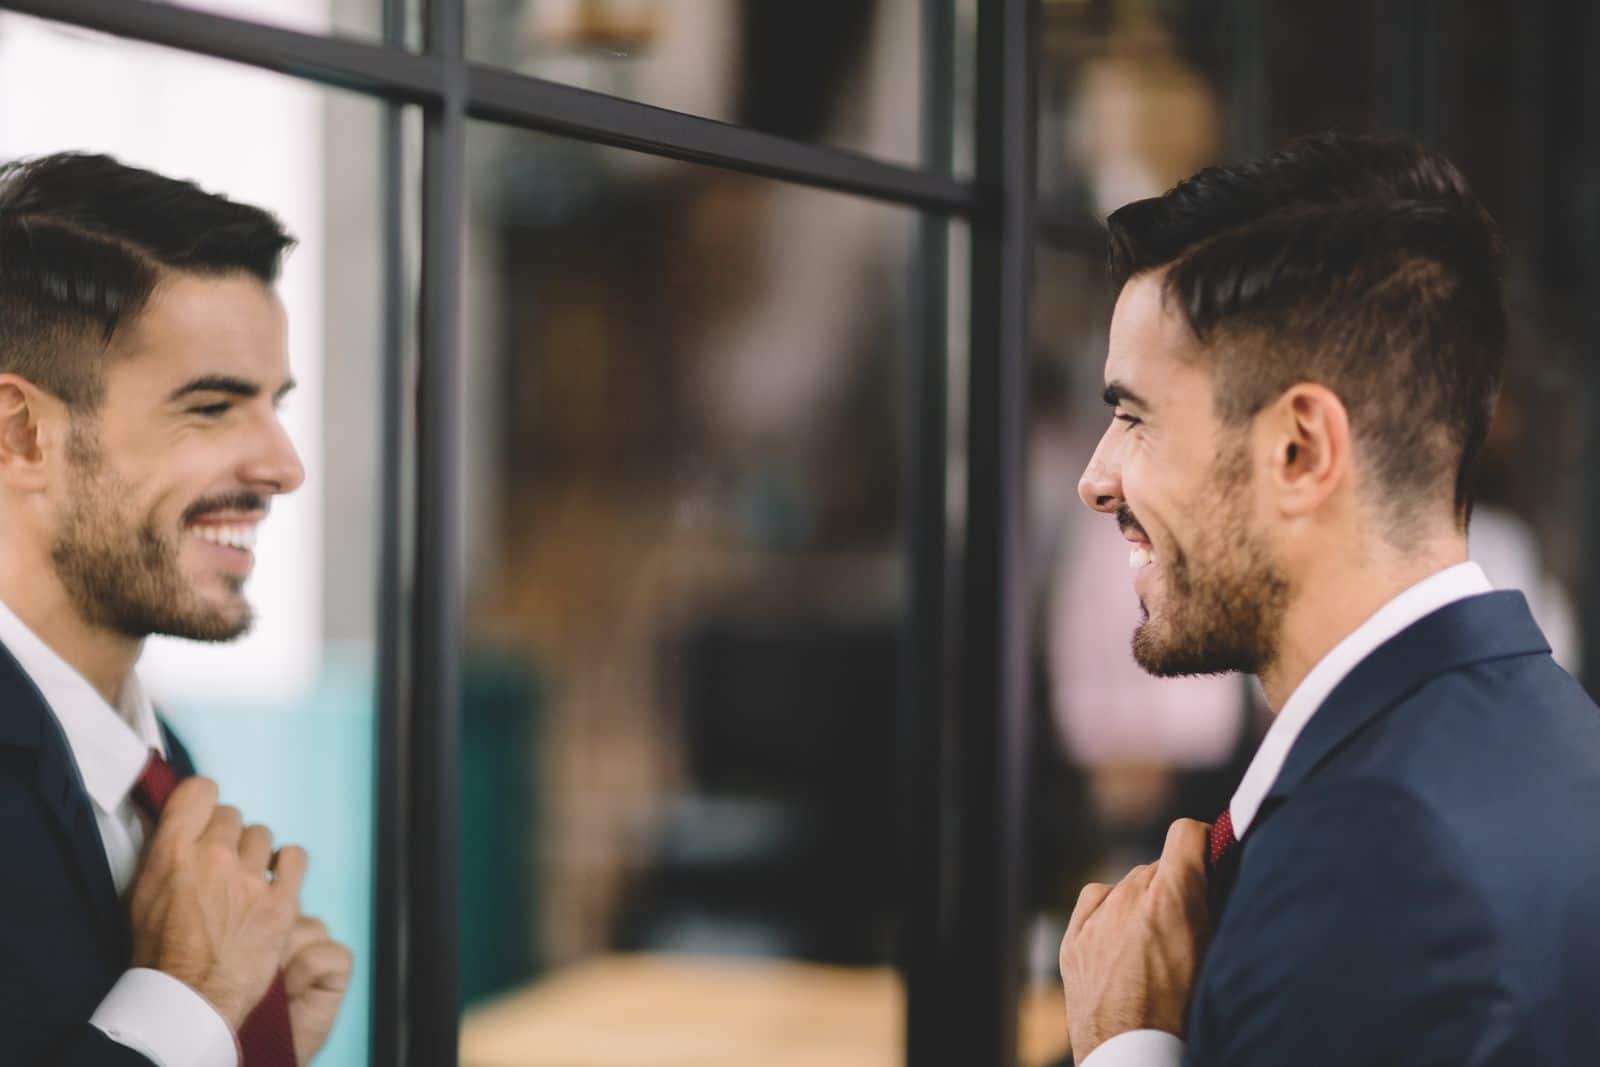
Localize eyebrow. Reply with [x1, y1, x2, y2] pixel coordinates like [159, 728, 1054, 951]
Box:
[167, 375, 297, 404]
[1102, 381, 1150, 412]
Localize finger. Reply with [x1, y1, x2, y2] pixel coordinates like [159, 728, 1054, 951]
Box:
[1119, 861, 1159, 896]
[149, 776, 218, 847]
[269, 845, 309, 903]
[239, 824, 275, 873]
[1155, 819, 1211, 890]
[284, 915, 330, 958]
[198, 805, 244, 851]
[285, 941, 353, 998]
[1066, 882, 1113, 941]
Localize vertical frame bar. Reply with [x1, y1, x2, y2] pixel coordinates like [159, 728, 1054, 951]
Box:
[956, 0, 1035, 1063]
[902, 0, 955, 1062]
[371, 0, 412, 1063]
[412, 0, 466, 1063]
[1377, 0, 1454, 151]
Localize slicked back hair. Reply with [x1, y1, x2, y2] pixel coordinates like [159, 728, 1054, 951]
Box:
[0, 152, 295, 412]
[1106, 131, 1505, 531]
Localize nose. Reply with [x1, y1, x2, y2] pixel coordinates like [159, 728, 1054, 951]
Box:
[240, 414, 306, 496]
[1077, 431, 1123, 515]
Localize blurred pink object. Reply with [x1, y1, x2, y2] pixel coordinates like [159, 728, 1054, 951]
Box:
[1047, 513, 1244, 767]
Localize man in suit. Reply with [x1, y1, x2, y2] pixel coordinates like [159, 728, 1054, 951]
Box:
[0, 153, 351, 1064]
[1058, 131, 1600, 1065]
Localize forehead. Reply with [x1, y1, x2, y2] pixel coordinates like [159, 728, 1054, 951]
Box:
[1104, 271, 1209, 404]
[108, 271, 289, 393]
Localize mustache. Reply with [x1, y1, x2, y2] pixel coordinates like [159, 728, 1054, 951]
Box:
[182, 491, 269, 525]
[1116, 505, 1148, 542]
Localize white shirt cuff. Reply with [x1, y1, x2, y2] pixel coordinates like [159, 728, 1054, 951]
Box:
[91, 968, 239, 1067]
[1079, 1029, 1187, 1067]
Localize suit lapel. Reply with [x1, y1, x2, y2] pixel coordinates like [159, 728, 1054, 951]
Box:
[1262, 590, 1550, 809]
[0, 637, 127, 957]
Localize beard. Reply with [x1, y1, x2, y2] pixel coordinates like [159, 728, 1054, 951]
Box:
[1129, 440, 1289, 678]
[50, 420, 252, 642]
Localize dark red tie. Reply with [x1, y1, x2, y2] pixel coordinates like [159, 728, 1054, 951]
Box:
[132, 750, 298, 1067]
[1207, 808, 1239, 869]
[1205, 807, 1241, 921]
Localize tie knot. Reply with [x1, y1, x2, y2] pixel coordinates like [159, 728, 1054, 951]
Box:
[1208, 808, 1238, 868]
[131, 748, 178, 820]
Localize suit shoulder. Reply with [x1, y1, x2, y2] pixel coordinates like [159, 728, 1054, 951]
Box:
[1324, 651, 1600, 793]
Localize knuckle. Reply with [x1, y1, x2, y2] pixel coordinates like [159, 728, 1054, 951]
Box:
[202, 840, 236, 867]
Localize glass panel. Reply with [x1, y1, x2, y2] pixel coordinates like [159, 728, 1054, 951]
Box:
[0, 14, 393, 1066]
[466, 0, 938, 170]
[458, 122, 960, 1064]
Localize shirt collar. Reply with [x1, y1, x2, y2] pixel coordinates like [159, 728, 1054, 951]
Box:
[1228, 561, 1493, 838]
[0, 597, 165, 816]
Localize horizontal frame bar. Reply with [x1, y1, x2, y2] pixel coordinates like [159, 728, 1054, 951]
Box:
[0, 0, 979, 215]
[467, 65, 974, 213]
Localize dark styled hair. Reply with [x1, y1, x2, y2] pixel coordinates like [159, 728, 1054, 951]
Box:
[0, 152, 295, 412]
[1106, 131, 1505, 529]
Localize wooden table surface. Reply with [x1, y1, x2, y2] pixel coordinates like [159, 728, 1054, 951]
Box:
[461, 954, 1070, 1067]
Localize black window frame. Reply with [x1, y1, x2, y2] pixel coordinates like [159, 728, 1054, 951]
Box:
[0, 0, 1037, 1064]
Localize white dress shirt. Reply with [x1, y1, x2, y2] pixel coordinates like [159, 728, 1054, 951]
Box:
[0, 597, 238, 1067]
[1080, 562, 1494, 1067]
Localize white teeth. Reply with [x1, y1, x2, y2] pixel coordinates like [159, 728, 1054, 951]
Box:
[1129, 544, 1154, 570]
[192, 524, 258, 551]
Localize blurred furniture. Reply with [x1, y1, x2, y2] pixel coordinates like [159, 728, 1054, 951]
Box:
[617, 614, 900, 964]
[459, 953, 1071, 1067]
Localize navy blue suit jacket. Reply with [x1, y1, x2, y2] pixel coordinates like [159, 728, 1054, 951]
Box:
[0, 637, 195, 1066]
[1186, 591, 1600, 1064]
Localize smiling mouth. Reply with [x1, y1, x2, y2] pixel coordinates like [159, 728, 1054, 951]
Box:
[184, 506, 266, 556]
[1129, 543, 1155, 570]
[189, 523, 259, 551]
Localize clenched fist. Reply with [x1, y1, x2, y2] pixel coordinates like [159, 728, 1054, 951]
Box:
[127, 776, 305, 1030]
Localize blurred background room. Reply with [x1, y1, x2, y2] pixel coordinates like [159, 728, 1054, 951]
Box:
[5, 0, 1600, 1065]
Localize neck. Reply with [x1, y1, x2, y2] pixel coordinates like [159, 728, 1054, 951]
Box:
[0, 534, 141, 706]
[1256, 533, 1469, 712]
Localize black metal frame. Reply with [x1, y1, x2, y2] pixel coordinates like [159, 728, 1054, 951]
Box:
[0, 0, 1039, 1064]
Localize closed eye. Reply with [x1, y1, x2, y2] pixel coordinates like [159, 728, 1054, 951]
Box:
[189, 402, 232, 417]
[1114, 413, 1142, 428]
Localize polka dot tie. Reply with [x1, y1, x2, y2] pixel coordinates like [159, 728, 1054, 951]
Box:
[1208, 808, 1239, 869]
[132, 749, 299, 1067]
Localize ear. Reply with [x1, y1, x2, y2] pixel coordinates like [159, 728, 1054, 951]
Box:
[0, 374, 62, 493]
[1259, 383, 1350, 519]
